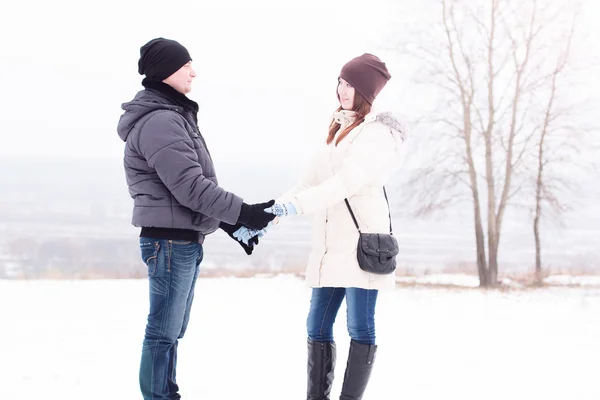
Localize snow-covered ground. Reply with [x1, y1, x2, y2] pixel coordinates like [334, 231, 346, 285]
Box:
[395, 273, 600, 288]
[1, 275, 599, 400]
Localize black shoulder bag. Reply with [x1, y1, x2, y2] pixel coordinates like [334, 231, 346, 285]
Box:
[344, 187, 399, 275]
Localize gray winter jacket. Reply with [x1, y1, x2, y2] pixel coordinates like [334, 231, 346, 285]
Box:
[117, 86, 242, 240]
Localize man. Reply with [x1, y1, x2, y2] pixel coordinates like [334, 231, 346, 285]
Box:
[117, 37, 275, 400]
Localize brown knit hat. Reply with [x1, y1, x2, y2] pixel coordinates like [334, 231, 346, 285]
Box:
[339, 53, 391, 105]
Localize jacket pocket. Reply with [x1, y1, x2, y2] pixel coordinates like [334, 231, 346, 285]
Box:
[192, 211, 205, 226]
[192, 212, 220, 236]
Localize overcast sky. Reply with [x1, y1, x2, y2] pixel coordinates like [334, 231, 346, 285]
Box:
[0, 0, 598, 167]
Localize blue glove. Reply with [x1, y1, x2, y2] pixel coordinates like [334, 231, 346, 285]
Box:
[264, 202, 297, 217]
[234, 225, 267, 245]
[220, 222, 259, 255]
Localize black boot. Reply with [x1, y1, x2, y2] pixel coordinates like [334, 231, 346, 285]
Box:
[339, 340, 377, 400]
[307, 339, 336, 400]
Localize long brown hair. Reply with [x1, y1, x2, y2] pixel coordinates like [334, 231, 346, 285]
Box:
[326, 91, 372, 146]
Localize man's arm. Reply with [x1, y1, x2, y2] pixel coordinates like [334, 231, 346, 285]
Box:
[138, 112, 242, 225]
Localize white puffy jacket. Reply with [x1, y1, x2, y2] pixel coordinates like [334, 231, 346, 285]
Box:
[278, 110, 406, 290]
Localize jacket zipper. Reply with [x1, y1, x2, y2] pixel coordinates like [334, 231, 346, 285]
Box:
[318, 143, 339, 284]
[318, 207, 329, 286]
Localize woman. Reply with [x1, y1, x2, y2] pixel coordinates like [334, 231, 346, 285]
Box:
[244, 53, 405, 399]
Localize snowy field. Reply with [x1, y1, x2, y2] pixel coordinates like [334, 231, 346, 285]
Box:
[1, 275, 599, 400]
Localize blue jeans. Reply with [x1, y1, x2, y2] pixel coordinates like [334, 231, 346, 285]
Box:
[139, 238, 203, 400]
[306, 287, 378, 345]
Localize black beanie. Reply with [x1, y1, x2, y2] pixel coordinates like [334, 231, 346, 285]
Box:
[138, 38, 192, 81]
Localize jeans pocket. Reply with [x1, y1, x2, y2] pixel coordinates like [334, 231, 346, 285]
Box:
[197, 246, 204, 267]
[140, 240, 161, 277]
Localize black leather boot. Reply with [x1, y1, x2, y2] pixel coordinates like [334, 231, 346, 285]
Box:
[307, 339, 336, 400]
[339, 340, 377, 400]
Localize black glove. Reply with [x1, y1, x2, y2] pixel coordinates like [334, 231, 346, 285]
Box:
[237, 199, 277, 230]
[220, 222, 259, 255]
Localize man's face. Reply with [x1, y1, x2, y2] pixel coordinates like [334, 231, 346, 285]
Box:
[163, 61, 196, 94]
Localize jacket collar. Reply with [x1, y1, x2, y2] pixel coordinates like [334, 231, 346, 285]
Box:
[142, 78, 199, 114]
[333, 110, 357, 127]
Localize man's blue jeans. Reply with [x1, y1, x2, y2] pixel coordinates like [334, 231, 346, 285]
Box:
[306, 287, 378, 345]
[139, 238, 203, 400]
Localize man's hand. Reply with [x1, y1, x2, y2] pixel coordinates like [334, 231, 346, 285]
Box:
[238, 200, 277, 230]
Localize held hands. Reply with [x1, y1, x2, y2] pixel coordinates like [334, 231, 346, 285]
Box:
[233, 223, 270, 245]
[264, 202, 297, 217]
[220, 222, 260, 255]
[238, 199, 277, 230]
[224, 200, 295, 254]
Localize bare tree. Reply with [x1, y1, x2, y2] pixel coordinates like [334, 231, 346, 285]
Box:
[528, 8, 594, 284]
[399, 0, 582, 286]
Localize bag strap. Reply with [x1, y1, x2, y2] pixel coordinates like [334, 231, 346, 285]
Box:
[344, 187, 393, 234]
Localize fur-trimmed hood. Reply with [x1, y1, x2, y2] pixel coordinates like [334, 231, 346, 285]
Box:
[366, 111, 407, 142]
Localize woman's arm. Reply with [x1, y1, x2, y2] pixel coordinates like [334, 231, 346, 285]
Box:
[289, 123, 397, 215]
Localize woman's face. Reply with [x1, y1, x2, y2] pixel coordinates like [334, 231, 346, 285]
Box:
[337, 78, 355, 110]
